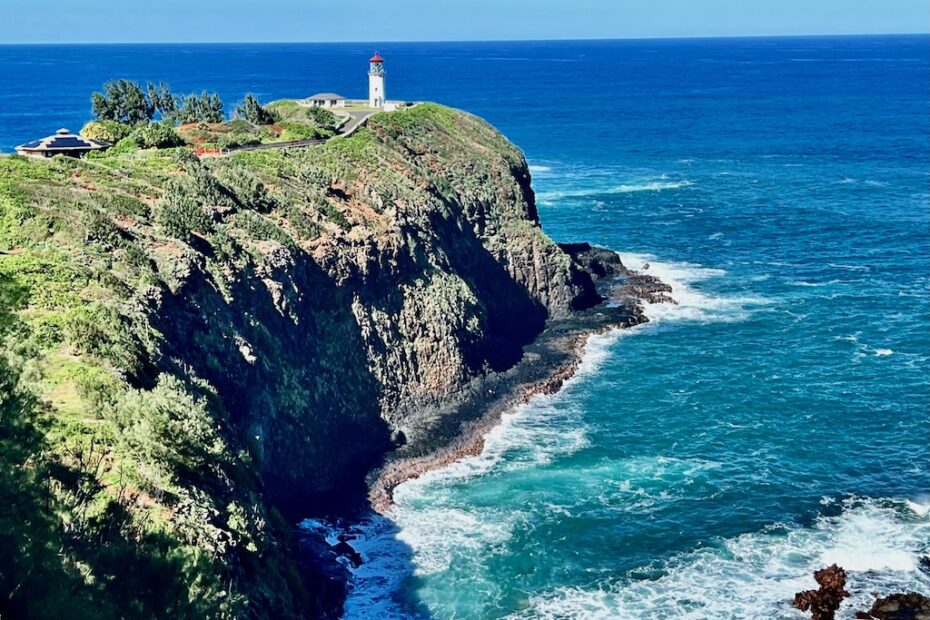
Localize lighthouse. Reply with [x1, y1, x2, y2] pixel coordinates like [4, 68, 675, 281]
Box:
[368, 52, 385, 108]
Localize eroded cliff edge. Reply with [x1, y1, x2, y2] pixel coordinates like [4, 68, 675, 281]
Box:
[0, 104, 657, 618]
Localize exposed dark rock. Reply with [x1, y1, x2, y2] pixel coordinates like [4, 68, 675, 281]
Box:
[559, 242, 624, 279]
[294, 529, 351, 619]
[794, 564, 851, 620]
[332, 536, 364, 569]
[559, 243, 675, 306]
[856, 592, 930, 620]
[919, 556, 930, 576]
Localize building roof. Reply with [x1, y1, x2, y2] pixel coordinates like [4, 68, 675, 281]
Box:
[308, 93, 347, 101]
[370, 52, 384, 63]
[16, 128, 110, 153]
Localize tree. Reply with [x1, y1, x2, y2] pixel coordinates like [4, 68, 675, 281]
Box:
[175, 92, 225, 124]
[146, 81, 179, 119]
[91, 79, 154, 125]
[235, 94, 277, 126]
[91, 80, 223, 125]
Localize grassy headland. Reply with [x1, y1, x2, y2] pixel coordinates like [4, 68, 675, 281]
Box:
[1, 97, 615, 618]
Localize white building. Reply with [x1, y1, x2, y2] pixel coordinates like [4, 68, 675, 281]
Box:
[308, 93, 347, 108]
[368, 52, 385, 108]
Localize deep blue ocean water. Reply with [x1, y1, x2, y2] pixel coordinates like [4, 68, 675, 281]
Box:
[2, 36, 928, 618]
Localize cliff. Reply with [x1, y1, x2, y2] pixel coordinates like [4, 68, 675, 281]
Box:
[0, 104, 637, 618]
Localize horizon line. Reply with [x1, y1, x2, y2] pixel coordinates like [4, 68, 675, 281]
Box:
[1, 31, 928, 46]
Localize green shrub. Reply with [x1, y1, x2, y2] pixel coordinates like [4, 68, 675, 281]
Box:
[155, 190, 214, 243]
[305, 106, 340, 132]
[216, 165, 274, 212]
[225, 119, 256, 134]
[318, 200, 349, 230]
[65, 305, 148, 378]
[131, 122, 185, 149]
[80, 120, 133, 144]
[297, 165, 331, 189]
[81, 211, 125, 250]
[173, 92, 225, 124]
[112, 374, 227, 483]
[186, 167, 236, 208]
[278, 122, 325, 141]
[207, 228, 243, 264]
[108, 137, 140, 156]
[170, 148, 200, 170]
[96, 194, 151, 221]
[233, 211, 292, 246]
[283, 205, 322, 241]
[217, 134, 261, 149]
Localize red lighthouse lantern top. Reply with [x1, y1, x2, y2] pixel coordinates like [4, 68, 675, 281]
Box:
[370, 52, 384, 63]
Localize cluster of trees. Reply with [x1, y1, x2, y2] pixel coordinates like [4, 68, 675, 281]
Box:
[87, 80, 332, 153]
[175, 92, 225, 124]
[91, 79, 224, 126]
[92, 81, 282, 128]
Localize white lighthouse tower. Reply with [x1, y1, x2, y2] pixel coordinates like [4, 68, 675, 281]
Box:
[368, 52, 385, 108]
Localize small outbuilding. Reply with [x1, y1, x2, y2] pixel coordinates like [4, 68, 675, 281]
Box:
[307, 93, 347, 109]
[15, 128, 110, 158]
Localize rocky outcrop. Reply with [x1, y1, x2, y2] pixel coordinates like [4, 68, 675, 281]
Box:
[794, 565, 930, 620]
[857, 593, 930, 619]
[794, 564, 851, 620]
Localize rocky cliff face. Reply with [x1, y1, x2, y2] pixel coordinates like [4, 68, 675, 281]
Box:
[0, 104, 610, 618]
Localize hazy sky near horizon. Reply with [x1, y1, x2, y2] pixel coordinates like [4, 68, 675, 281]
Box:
[2, 0, 928, 43]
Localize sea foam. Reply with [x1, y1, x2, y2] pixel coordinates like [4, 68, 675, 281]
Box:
[536, 179, 693, 205]
[617, 252, 771, 323]
[506, 497, 930, 620]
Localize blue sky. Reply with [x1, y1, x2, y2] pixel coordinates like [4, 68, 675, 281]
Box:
[3, 0, 928, 43]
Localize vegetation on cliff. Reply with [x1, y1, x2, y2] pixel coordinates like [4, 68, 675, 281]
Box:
[0, 103, 601, 617]
[84, 79, 340, 152]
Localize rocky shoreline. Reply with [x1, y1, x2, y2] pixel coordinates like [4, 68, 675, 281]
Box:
[368, 246, 674, 512]
[300, 247, 676, 612]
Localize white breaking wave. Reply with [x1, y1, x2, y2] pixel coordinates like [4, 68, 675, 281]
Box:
[537, 180, 693, 204]
[506, 497, 930, 620]
[788, 279, 848, 288]
[617, 252, 772, 323]
[907, 500, 930, 517]
[529, 165, 553, 173]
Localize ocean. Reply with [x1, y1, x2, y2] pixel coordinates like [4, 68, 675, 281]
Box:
[2, 36, 928, 619]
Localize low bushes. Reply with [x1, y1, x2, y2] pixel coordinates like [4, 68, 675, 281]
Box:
[80, 120, 133, 144]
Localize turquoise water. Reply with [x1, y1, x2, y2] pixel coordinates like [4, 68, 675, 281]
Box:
[1, 36, 927, 619]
